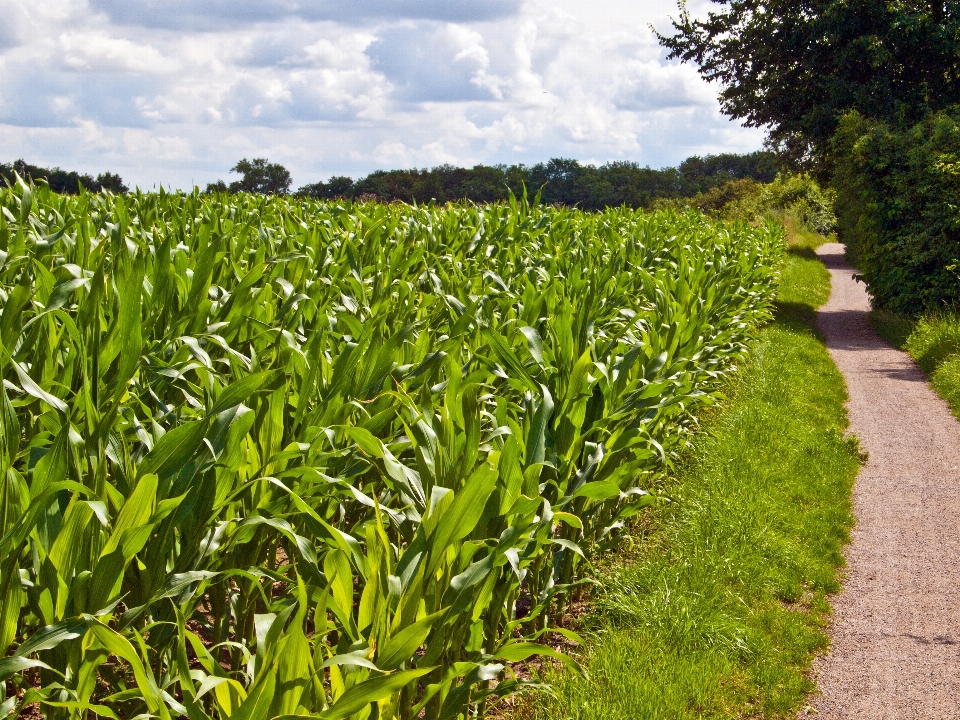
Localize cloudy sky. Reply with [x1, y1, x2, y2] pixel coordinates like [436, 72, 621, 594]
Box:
[0, 0, 765, 190]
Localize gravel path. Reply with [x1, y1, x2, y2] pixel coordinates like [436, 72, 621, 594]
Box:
[805, 243, 960, 718]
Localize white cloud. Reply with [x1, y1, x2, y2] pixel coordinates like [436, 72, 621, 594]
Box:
[122, 130, 193, 161]
[58, 32, 176, 73]
[0, 0, 765, 189]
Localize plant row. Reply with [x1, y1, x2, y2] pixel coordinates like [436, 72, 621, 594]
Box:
[0, 183, 782, 719]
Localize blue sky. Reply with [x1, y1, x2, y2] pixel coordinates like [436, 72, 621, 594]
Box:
[0, 0, 765, 190]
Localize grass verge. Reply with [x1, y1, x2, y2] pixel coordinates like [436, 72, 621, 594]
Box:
[512, 233, 861, 719]
[871, 310, 960, 418]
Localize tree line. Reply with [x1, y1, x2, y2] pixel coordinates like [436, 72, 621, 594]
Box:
[4, 153, 781, 213]
[205, 152, 780, 211]
[0, 159, 128, 194]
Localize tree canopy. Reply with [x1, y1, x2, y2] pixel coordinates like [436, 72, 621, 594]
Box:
[296, 152, 779, 210]
[228, 157, 292, 195]
[657, 1, 960, 165]
[0, 160, 128, 194]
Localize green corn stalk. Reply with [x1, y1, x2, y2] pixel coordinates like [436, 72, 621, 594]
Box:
[0, 179, 782, 719]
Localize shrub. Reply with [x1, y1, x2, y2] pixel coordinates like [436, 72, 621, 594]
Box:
[830, 109, 960, 312]
[753, 174, 836, 234]
[652, 173, 835, 235]
[651, 177, 760, 216]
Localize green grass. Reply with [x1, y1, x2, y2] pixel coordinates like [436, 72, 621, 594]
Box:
[871, 309, 960, 417]
[778, 213, 833, 253]
[515, 234, 861, 719]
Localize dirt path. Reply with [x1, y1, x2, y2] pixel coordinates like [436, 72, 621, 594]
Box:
[805, 243, 960, 718]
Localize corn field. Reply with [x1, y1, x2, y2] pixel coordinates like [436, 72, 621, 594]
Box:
[0, 181, 782, 719]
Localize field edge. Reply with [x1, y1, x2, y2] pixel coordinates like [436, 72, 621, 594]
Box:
[504, 230, 861, 719]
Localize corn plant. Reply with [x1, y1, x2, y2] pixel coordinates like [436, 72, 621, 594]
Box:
[0, 179, 782, 719]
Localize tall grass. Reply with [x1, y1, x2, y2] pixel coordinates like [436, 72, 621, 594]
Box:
[871, 310, 960, 415]
[0, 181, 782, 719]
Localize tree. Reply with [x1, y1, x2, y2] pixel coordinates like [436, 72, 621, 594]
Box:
[95, 172, 129, 193]
[0, 159, 127, 194]
[656, 1, 960, 166]
[297, 176, 356, 200]
[677, 152, 778, 195]
[228, 157, 292, 195]
[204, 180, 228, 194]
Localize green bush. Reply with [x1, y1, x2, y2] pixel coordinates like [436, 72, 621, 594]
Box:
[653, 174, 835, 235]
[831, 109, 960, 313]
[762, 174, 836, 234]
[651, 177, 760, 216]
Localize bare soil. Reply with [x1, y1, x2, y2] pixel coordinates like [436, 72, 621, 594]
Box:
[805, 243, 960, 718]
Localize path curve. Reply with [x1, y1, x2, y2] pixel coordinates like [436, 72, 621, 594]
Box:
[806, 243, 960, 718]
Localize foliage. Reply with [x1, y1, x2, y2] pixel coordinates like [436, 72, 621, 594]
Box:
[301, 176, 355, 201]
[656, 1, 960, 166]
[830, 108, 960, 312]
[519, 227, 860, 720]
[652, 178, 761, 217]
[0, 183, 781, 718]
[203, 179, 228, 194]
[675, 152, 779, 195]
[652, 173, 836, 235]
[731, 174, 836, 234]
[207, 158, 293, 195]
[93, 173, 129, 195]
[296, 152, 781, 210]
[1, 160, 128, 194]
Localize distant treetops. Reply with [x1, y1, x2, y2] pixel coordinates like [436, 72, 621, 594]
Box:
[0, 159, 128, 194]
[205, 157, 292, 195]
[205, 151, 781, 211]
[3, 150, 781, 213]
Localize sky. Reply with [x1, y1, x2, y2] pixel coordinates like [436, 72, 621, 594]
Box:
[0, 0, 766, 190]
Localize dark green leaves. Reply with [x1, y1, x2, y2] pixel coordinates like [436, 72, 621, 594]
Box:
[137, 420, 208, 479]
